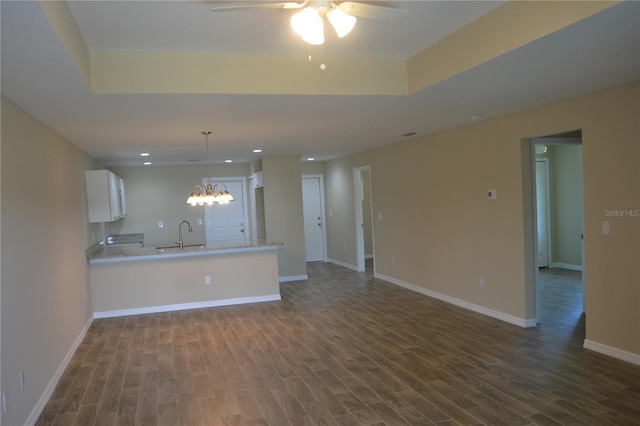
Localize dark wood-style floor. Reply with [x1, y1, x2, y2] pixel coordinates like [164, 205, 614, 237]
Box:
[37, 264, 640, 426]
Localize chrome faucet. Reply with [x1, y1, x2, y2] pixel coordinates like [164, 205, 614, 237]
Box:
[177, 220, 193, 250]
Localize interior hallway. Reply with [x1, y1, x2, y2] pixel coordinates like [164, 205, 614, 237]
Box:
[538, 267, 585, 339]
[37, 263, 640, 425]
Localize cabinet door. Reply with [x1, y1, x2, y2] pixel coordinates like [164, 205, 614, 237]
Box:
[118, 176, 127, 218]
[86, 170, 125, 223]
[108, 171, 121, 221]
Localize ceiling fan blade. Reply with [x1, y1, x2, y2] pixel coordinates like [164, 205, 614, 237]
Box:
[209, 1, 306, 12]
[337, 2, 407, 22]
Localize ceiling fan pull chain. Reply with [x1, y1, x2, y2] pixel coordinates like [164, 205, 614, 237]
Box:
[320, 44, 326, 70]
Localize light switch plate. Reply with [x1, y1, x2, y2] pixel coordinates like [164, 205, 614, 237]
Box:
[488, 189, 497, 200]
[602, 220, 610, 235]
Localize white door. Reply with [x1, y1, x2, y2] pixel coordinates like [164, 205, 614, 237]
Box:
[535, 160, 550, 267]
[302, 176, 325, 262]
[204, 180, 247, 244]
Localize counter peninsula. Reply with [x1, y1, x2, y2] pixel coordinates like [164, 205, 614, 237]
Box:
[87, 240, 282, 318]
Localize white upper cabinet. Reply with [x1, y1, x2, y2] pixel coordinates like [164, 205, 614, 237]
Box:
[86, 170, 126, 223]
[117, 175, 126, 218]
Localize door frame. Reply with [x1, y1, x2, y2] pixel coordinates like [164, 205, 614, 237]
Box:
[302, 174, 328, 262]
[525, 136, 586, 325]
[535, 158, 552, 268]
[248, 174, 258, 241]
[203, 176, 250, 243]
[353, 166, 374, 272]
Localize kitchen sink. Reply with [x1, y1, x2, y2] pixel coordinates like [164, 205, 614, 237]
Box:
[155, 243, 205, 250]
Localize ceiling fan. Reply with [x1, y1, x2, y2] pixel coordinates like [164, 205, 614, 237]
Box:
[209, 1, 408, 46]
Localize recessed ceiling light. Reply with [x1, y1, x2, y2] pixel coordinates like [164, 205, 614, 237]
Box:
[253, 149, 262, 153]
[470, 114, 482, 121]
[143, 162, 151, 165]
[307, 157, 315, 161]
[140, 152, 150, 157]
[225, 159, 233, 163]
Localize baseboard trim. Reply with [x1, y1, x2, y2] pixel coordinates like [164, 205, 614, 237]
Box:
[549, 262, 583, 271]
[279, 274, 308, 282]
[93, 294, 282, 319]
[25, 316, 94, 426]
[327, 258, 359, 272]
[375, 273, 536, 328]
[584, 339, 640, 366]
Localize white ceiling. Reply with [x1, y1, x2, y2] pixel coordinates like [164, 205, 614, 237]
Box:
[2, 1, 639, 167]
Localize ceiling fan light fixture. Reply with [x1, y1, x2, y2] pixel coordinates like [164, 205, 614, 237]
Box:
[291, 7, 325, 45]
[327, 8, 356, 38]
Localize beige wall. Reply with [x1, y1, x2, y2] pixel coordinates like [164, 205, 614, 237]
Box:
[1, 97, 97, 425]
[301, 161, 325, 176]
[325, 82, 640, 356]
[325, 157, 360, 267]
[110, 163, 250, 247]
[262, 155, 307, 278]
[361, 169, 374, 256]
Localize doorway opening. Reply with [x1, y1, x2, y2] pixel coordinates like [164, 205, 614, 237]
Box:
[528, 130, 585, 336]
[354, 166, 374, 273]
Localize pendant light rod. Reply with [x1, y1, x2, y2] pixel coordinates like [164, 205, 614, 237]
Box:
[186, 131, 234, 206]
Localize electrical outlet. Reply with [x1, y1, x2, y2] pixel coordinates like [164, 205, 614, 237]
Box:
[204, 275, 211, 285]
[157, 221, 164, 229]
[19, 370, 25, 390]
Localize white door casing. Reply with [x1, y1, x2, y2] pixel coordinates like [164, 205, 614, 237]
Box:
[302, 176, 326, 262]
[353, 166, 373, 272]
[204, 179, 248, 244]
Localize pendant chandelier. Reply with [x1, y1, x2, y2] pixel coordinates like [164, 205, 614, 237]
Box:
[186, 131, 234, 206]
[290, 3, 356, 46]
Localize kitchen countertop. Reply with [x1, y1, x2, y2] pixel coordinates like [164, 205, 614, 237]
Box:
[98, 233, 144, 246]
[87, 239, 282, 264]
